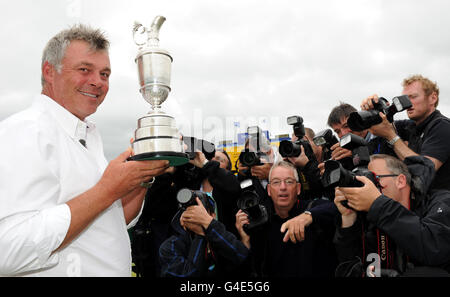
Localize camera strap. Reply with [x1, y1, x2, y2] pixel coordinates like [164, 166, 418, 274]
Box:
[361, 217, 396, 274]
[299, 171, 310, 191]
[376, 229, 392, 270]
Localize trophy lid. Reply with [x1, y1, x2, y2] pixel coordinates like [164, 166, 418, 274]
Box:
[133, 16, 171, 55]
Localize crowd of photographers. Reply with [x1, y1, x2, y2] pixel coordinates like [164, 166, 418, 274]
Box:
[130, 74, 450, 278]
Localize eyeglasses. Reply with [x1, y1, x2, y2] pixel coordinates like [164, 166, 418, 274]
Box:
[269, 178, 297, 187]
[375, 174, 398, 180]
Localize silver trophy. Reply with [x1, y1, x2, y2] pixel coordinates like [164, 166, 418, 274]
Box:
[129, 16, 189, 166]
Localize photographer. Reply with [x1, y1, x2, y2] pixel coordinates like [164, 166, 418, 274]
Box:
[159, 194, 249, 277]
[327, 102, 394, 163]
[237, 129, 282, 217]
[238, 133, 282, 183]
[130, 167, 185, 277]
[131, 145, 240, 276]
[189, 148, 242, 233]
[334, 154, 450, 277]
[285, 128, 326, 200]
[236, 161, 338, 277]
[360, 75, 450, 192]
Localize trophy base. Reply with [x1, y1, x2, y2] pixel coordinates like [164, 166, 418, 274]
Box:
[128, 151, 189, 167]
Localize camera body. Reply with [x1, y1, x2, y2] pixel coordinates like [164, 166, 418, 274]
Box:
[347, 95, 412, 131]
[183, 136, 216, 160]
[237, 179, 269, 233]
[313, 128, 339, 161]
[239, 150, 266, 167]
[321, 133, 380, 209]
[279, 116, 316, 162]
[239, 126, 270, 168]
[176, 188, 214, 212]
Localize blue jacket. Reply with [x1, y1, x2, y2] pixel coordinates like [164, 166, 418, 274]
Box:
[159, 210, 249, 277]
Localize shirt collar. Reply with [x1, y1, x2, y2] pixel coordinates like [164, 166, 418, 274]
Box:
[34, 94, 95, 142]
[415, 110, 440, 134]
[364, 131, 376, 142]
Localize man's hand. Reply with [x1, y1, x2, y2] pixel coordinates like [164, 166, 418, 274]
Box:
[286, 145, 309, 168]
[180, 198, 214, 236]
[237, 162, 250, 176]
[330, 142, 352, 161]
[280, 212, 313, 243]
[235, 210, 251, 249]
[360, 95, 397, 140]
[338, 176, 382, 212]
[334, 188, 357, 228]
[367, 112, 398, 140]
[251, 162, 272, 180]
[98, 148, 169, 202]
[360, 94, 380, 111]
[189, 151, 207, 168]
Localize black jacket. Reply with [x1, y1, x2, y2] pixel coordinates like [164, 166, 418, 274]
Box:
[159, 210, 250, 278]
[249, 198, 339, 277]
[334, 156, 450, 276]
[201, 160, 242, 233]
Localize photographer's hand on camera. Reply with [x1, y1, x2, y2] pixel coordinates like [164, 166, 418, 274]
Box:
[251, 163, 272, 180]
[235, 210, 251, 249]
[330, 142, 353, 161]
[189, 151, 208, 168]
[360, 95, 398, 140]
[237, 161, 250, 177]
[286, 145, 309, 168]
[337, 176, 382, 212]
[334, 188, 357, 228]
[360, 94, 381, 111]
[180, 197, 214, 236]
[280, 212, 313, 243]
[369, 112, 398, 140]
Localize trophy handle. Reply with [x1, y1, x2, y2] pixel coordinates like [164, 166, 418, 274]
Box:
[133, 16, 166, 48]
[133, 21, 147, 47]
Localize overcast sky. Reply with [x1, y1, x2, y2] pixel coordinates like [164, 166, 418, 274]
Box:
[1, 0, 450, 161]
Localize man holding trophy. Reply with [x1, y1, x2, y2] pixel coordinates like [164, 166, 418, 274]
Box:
[0, 21, 178, 276]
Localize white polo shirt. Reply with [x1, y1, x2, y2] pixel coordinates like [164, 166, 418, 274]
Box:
[0, 94, 132, 276]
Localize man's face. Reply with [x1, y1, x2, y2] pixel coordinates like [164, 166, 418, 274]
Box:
[47, 40, 111, 120]
[402, 81, 436, 125]
[368, 158, 401, 202]
[331, 116, 366, 139]
[267, 166, 300, 212]
[212, 151, 230, 170]
[291, 133, 323, 162]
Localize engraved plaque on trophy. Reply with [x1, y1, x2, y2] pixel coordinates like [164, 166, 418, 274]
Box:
[129, 16, 189, 166]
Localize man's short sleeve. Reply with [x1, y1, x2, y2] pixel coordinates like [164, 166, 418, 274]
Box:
[420, 119, 450, 164]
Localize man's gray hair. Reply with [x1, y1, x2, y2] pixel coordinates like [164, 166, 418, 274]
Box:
[41, 24, 110, 86]
[370, 154, 411, 185]
[269, 160, 299, 182]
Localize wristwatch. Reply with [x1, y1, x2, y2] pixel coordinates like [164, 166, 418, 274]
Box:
[388, 135, 401, 146]
[202, 158, 209, 167]
[303, 210, 312, 216]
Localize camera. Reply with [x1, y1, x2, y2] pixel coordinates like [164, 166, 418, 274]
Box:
[237, 179, 269, 233]
[321, 133, 380, 209]
[313, 128, 339, 161]
[176, 188, 214, 212]
[347, 95, 412, 131]
[239, 126, 270, 167]
[279, 116, 316, 162]
[183, 136, 216, 160]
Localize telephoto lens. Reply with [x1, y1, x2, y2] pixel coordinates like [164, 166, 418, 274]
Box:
[176, 188, 210, 210]
[239, 150, 263, 167]
[279, 140, 302, 158]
